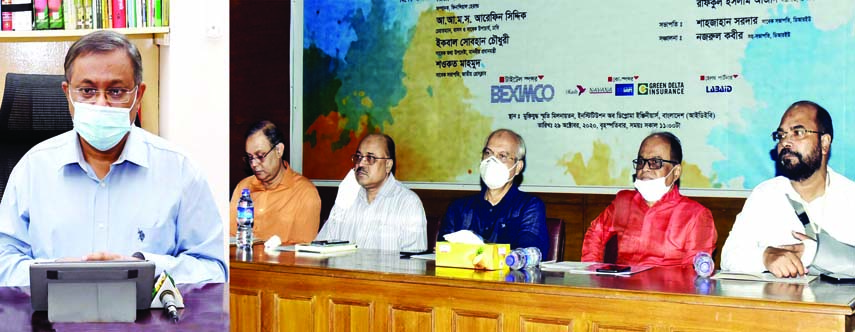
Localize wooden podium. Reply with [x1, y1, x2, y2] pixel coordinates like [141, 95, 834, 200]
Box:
[230, 245, 855, 332]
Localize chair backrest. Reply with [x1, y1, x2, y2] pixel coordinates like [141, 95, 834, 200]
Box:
[426, 215, 442, 252]
[0, 73, 71, 132]
[545, 218, 566, 262]
[0, 73, 72, 201]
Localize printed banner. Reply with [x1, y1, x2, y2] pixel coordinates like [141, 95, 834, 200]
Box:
[298, 0, 855, 193]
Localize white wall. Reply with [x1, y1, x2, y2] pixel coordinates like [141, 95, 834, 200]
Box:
[159, 1, 231, 232]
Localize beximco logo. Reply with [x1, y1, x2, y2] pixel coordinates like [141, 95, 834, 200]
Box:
[490, 84, 555, 103]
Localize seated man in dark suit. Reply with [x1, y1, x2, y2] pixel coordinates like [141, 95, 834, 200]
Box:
[438, 129, 548, 254]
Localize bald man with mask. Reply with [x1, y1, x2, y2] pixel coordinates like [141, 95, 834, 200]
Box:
[438, 129, 549, 254]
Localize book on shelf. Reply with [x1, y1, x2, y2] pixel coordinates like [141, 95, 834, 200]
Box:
[33, 0, 47, 29]
[110, 0, 123, 28]
[62, 0, 74, 29]
[3, 0, 168, 31]
[1, 0, 34, 32]
[47, 0, 62, 29]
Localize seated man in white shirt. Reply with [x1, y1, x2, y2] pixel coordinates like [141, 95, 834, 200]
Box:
[315, 134, 427, 252]
[721, 100, 855, 278]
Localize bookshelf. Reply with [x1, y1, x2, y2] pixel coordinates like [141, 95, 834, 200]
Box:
[0, 27, 168, 41]
[0, 27, 166, 134]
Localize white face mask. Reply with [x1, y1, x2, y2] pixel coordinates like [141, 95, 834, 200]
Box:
[480, 156, 518, 190]
[71, 98, 135, 151]
[634, 166, 676, 202]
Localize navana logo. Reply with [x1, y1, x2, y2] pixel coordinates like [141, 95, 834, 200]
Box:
[615, 83, 634, 96]
[491, 84, 555, 103]
[589, 86, 613, 94]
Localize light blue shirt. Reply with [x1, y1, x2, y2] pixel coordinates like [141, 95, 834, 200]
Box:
[0, 127, 226, 286]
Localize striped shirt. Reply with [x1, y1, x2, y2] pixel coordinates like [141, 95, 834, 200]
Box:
[316, 174, 427, 252]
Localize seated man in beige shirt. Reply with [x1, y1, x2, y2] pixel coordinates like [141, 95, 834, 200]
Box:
[230, 120, 321, 244]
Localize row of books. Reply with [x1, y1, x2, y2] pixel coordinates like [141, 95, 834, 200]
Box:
[0, 0, 169, 31]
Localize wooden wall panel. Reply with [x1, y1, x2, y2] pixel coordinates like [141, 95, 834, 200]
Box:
[229, 287, 262, 332]
[274, 294, 314, 332]
[330, 299, 373, 332]
[390, 305, 434, 332]
[452, 310, 501, 332]
[590, 322, 652, 332]
[520, 316, 573, 332]
[230, 260, 854, 332]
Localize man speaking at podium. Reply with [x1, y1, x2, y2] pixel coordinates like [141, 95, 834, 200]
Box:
[0, 31, 226, 286]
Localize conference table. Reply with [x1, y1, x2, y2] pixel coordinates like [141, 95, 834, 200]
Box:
[230, 245, 855, 331]
[0, 282, 228, 331]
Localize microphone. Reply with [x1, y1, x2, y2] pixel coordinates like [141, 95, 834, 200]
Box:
[160, 289, 180, 323]
[151, 271, 184, 323]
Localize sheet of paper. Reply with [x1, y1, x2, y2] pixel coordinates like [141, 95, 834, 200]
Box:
[539, 261, 652, 276]
[712, 271, 817, 284]
[275, 245, 296, 252]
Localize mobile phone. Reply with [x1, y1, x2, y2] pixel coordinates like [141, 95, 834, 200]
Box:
[595, 264, 631, 273]
[820, 273, 855, 284]
[399, 250, 431, 259]
[311, 240, 350, 246]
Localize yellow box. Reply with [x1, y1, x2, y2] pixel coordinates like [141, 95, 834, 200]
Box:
[434, 267, 509, 281]
[435, 242, 510, 270]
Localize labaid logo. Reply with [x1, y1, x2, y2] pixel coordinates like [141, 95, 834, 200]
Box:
[637, 83, 649, 95]
[490, 84, 555, 103]
[615, 83, 634, 96]
[706, 85, 733, 93]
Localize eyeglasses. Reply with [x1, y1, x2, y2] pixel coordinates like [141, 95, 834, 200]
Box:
[244, 146, 276, 164]
[772, 128, 824, 142]
[481, 148, 517, 164]
[351, 154, 392, 165]
[632, 157, 679, 170]
[70, 86, 138, 104]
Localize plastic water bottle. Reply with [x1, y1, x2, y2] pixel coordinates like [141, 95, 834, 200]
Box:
[505, 247, 542, 270]
[236, 188, 254, 249]
[694, 276, 713, 295]
[505, 268, 543, 283]
[693, 252, 714, 277]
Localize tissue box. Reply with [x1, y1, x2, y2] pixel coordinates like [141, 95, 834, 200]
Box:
[435, 242, 510, 270]
[435, 267, 509, 281]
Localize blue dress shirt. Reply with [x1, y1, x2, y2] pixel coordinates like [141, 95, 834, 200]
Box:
[0, 128, 226, 286]
[439, 184, 549, 254]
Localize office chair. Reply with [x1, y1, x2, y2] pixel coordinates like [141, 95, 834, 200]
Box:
[0, 73, 72, 201]
[545, 218, 566, 262]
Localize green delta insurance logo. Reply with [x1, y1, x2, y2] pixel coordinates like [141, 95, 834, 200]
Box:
[637, 83, 649, 95]
[636, 82, 684, 95]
